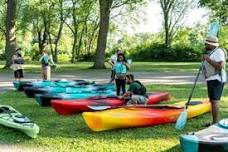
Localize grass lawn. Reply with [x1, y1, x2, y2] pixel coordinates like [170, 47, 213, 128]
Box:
[0, 61, 203, 74]
[0, 84, 228, 152]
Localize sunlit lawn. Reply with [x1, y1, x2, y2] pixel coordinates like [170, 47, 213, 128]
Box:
[0, 84, 228, 152]
[0, 61, 203, 74]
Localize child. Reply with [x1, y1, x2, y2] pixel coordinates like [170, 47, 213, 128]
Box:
[113, 53, 130, 96]
[39, 50, 55, 80]
[11, 48, 24, 81]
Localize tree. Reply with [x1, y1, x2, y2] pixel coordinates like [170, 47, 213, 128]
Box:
[199, 0, 228, 24]
[159, 0, 195, 48]
[93, 0, 145, 69]
[4, 0, 17, 68]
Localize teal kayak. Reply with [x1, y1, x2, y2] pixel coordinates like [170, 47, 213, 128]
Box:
[31, 79, 94, 88]
[0, 105, 39, 138]
[24, 83, 116, 98]
[13, 81, 33, 91]
[13, 79, 95, 91]
[180, 119, 228, 152]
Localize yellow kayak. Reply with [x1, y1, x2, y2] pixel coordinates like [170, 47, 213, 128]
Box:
[82, 99, 211, 131]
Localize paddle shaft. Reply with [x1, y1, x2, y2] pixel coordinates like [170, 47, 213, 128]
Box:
[88, 104, 183, 111]
[186, 64, 202, 109]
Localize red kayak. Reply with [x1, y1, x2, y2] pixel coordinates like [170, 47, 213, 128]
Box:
[51, 92, 170, 115]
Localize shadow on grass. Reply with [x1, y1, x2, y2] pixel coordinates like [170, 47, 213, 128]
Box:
[162, 144, 181, 152]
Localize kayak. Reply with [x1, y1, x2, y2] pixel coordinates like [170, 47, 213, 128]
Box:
[82, 99, 211, 131]
[13, 79, 94, 91]
[180, 119, 228, 152]
[31, 79, 95, 88]
[24, 83, 116, 98]
[0, 105, 39, 138]
[51, 92, 170, 115]
[13, 81, 33, 91]
[35, 90, 116, 107]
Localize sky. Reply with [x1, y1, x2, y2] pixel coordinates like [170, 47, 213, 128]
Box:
[123, 1, 210, 34]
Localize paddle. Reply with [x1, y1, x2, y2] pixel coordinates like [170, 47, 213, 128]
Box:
[87, 95, 118, 100]
[175, 64, 202, 130]
[87, 104, 183, 111]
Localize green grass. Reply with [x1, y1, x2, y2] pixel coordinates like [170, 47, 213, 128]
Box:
[0, 61, 202, 74]
[1, 84, 228, 152]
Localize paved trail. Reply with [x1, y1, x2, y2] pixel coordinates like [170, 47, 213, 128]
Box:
[0, 71, 206, 91]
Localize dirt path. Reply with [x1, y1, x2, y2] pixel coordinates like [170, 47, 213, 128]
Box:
[0, 71, 206, 91]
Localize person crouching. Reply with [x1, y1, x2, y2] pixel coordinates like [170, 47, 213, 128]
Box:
[119, 74, 148, 105]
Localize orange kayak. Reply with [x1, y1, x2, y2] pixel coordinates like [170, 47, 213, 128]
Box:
[82, 99, 211, 131]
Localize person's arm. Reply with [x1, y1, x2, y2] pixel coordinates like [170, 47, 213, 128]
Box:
[49, 55, 55, 65]
[108, 59, 114, 66]
[202, 50, 225, 69]
[39, 55, 44, 62]
[124, 62, 130, 70]
[119, 91, 132, 99]
[12, 55, 16, 64]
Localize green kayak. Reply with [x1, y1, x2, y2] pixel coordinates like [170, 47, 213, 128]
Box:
[0, 105, 39, 138]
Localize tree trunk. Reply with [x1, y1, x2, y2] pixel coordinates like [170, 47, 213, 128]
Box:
[53, 0, 64, 63]
[93, 0, 113, 69]
[164, 12, 170, 48]
[71, 37, 77, 63]
[53, 21, 63, 63]
[4, 0, 16, 69]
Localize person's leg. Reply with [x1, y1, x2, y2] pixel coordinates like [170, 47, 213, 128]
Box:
[111, 70, 115, 81]
[207, 80, 224, 125]
[121, 79, 126, 95]
[115, 79, 121, 96]
[14, 70, 19, 81]
[19, 69, 23, 81]
[42, 67, 47, 80]
[211, 101, 219, 124]
[47, 66, 51, 80]
[126, 95, 138, 105]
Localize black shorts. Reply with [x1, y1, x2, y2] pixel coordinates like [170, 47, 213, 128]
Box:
[207, 80, 224, 102]
[14, 69, 23, 78]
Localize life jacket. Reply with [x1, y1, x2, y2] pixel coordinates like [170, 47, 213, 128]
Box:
[114, 62, 127, 74]
[14, 53, 24, 64]
[41, 55, 49, 66]
[202, 48, 227, 79]
[132, 80, 147, 96]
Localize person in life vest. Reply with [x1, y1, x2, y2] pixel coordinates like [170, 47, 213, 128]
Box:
[11, 48, 25, 81]
[39, 50, 55, 80]
[119, 74, 148, 105]
[113, 53, 130, 96]
[202, 36, 227, 126]
[108, 49, 122, 81]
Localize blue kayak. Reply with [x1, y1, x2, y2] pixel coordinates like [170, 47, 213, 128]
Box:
[34, 90, 116, 106]
[13, 79, 94, 91]
[24, 83, 115, 98]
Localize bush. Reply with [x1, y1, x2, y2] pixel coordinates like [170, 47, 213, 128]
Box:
[128, 43, 202, 62]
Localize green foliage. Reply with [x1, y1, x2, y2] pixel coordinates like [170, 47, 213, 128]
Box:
[199, 0, 228, 24]
[129, 43, 201, 62]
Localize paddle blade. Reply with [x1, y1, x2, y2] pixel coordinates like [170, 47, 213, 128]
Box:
[175, 109, 188, 130]
[87, 105, 111, 111]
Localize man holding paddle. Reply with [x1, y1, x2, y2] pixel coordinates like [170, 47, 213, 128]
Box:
[202, 36, 227, 126]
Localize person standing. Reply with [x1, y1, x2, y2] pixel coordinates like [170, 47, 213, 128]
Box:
[202, 36, 227, 126]
[39, 50, 55, 80]
[108, 49, 122, 81]
[113, 53, 129, 96]
[11, 48, 24, 81]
